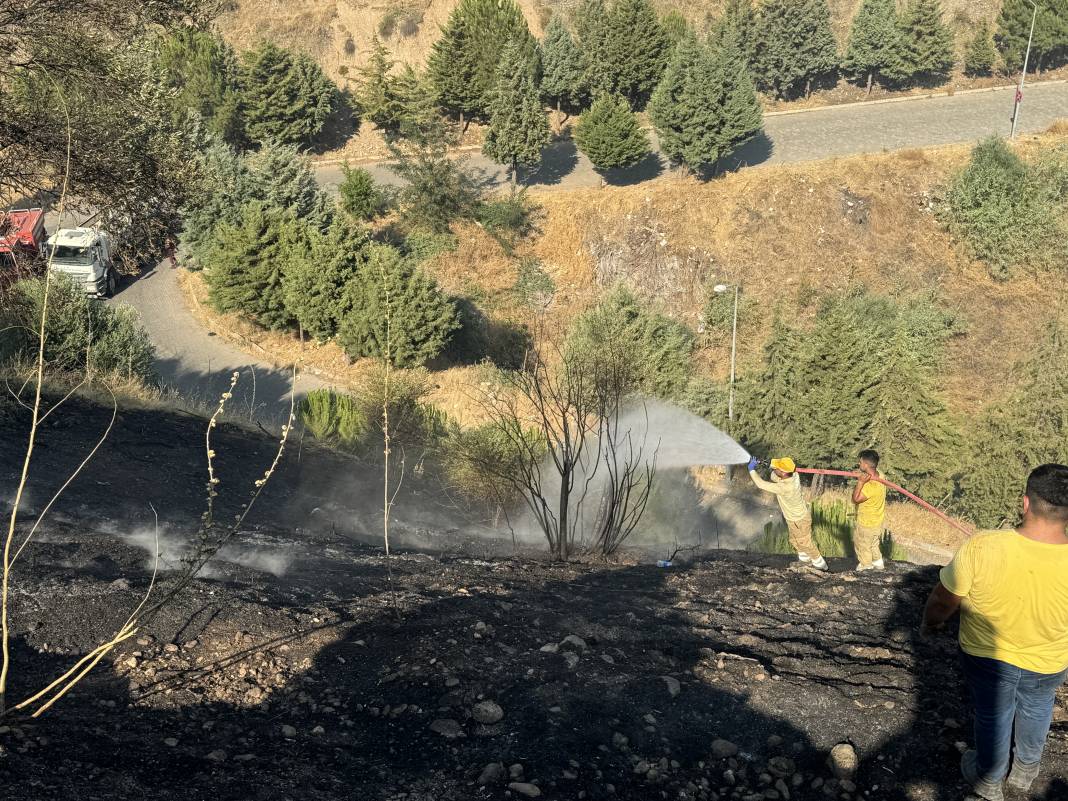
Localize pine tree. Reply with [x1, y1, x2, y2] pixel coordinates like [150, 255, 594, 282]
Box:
[755, 0, 839, 99]
[890, 0, 955, 83]
[338, 166, 388, 220]
[842, 0, 902, 94]
[244, 140, 334, 231]
[648, 33, 762, 172]
[574, 94, 649, 177]
[541, 15, 585, 115]
[996, 0, 1068, 74]
[714, 0, 760, 75]
[204, 202, 307, 330]
[963, 21, 997, 76]
[603, 0, 671, 107]
[863, 326, 960, 500]
[427, 0, 533, 123]
[240, 41, 337, 146]
[337, 245, 460, 367]
[575, 0, 613, 99]
[180, 140, 254, 265]
[357, 36, 397, 130]
[737, 315, 809, 455]
[482, 38, 552, 186]
[158, 28, 245, 146]
[283, 219, 370, 341]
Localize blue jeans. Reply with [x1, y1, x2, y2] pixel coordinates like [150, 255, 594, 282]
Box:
[960, 651, 1068, 782]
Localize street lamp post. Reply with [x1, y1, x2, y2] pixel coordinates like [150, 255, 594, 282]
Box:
[1010, 0, 1039, 139]
[713, 283, 739, 428]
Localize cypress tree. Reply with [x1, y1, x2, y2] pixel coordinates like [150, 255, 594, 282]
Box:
[575, 0, 613, 99]
[204, 202, 306, 330]
[240, 41, 337, 146]
[541, 15, 585, 115]
[574, 94, 649, 177]
[337, 245, 460, 367]
[755, 0, 839, 99]
[890, 0, 955, 83]
[603, 0, 671, 107]
[963, 21, 997, 77]
[842, 0, 902, 94]
[427, 0, 533, 122]
[283, 219, 370, 342]
[648, 33, 762, 172]
[482, 38, 552, 187]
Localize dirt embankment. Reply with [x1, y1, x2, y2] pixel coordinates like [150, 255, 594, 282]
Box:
[1, 398, 1066, 801]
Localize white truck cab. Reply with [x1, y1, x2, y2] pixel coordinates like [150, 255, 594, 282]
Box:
[46, 227, 116, 297]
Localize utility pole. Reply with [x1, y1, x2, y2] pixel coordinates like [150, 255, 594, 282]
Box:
[1010, 0, 1039, 139]
[713, 283, 740, 429]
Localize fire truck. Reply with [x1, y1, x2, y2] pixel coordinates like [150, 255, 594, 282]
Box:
[1, 208, 117, 296]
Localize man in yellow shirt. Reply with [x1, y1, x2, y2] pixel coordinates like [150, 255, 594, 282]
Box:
[922, 464, 1068, 801]
[747, 456, 827, 571]
[851, 449, 887, 571]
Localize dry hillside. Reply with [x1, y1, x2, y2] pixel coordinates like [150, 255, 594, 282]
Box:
[215, 0, 1002, 82]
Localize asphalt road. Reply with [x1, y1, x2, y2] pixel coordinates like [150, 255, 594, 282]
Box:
[316, 81, 1068, 192]
[110, 264, 325, 426]
[108, 83, 1067, 424]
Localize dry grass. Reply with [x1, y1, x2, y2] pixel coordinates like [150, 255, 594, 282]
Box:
[816, 489, 970, 550]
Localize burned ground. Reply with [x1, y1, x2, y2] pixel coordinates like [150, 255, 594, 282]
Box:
[0, 400, 1066, 801]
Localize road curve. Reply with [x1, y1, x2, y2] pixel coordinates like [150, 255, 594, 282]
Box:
[315, 81, 1068, 192]
[110, 263, 325, 426]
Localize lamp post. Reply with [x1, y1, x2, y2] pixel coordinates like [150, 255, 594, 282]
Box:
[1010, 0, 1039, 139]
[713, 283, 739, 428]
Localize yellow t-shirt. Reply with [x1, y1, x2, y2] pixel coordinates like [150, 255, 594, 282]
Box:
[940, 530, 1068, 675]
[855, 472, 887, 528]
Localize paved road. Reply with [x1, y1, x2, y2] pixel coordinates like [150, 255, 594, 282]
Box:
[316, 81, 1068, 192]
[110, 263, 325, 426]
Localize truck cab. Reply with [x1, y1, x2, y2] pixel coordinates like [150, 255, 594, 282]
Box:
[45, 227, 116, 297]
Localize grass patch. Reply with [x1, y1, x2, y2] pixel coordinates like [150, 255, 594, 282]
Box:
[748, 499, 910, 562]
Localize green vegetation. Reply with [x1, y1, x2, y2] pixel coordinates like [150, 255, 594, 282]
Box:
[749, 500, 909, 561]
[964, 22, 997, 77]
[299, 388, 367, 446]
[842, 0, 902, 93]
[942, 137, 1068, 279]
[648, 33, 763, 172]
[1, 276, 157, 384]
[513, 258, 556, 308]
[540, 15, 585, 114]
[889, 0, 955, 84]
[483, 38, 552, 185]
[240, 41, 338, 146]
[337, 245, 460, 367]
[338, 166, 388, 221]
[754, 0, 838, 99]
[600, 0, 671, 106]
[574, 95, 649, 176]
[158, 28, 245, 146]
[995, 0, 1068, 73]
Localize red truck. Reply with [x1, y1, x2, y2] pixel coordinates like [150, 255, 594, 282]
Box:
[0, 208, 47, 265]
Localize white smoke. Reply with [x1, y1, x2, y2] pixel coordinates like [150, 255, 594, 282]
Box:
[115, 524, 292, 578]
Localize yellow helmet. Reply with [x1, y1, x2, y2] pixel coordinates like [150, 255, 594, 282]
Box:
[770, 457, 796, 473]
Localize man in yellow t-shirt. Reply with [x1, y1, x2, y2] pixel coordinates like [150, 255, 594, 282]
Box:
[851, 449, 887, 571]
[747, 456, 827, 571]
[922, 464, 1068, 801]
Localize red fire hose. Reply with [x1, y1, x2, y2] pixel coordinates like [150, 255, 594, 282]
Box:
[794, 467, 972, 538]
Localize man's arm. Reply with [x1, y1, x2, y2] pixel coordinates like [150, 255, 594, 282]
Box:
[851, 474, 869, 505]
[921, 582, 963, 635]
[748, 470, 782, 493]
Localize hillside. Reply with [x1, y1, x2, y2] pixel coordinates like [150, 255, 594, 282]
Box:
[1, 398, 1064, 801]
[215, 0, 1002, 82]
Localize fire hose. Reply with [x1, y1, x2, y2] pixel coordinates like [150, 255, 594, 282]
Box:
[792, 467, 972, 537]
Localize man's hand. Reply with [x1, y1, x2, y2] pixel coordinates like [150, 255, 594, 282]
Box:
[855, 472, 869, 485]
[747, 457, 759, 471]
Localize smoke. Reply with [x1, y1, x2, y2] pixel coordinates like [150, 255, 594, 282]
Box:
[507, 399, 771, 554]
[115, 524, 293, 578]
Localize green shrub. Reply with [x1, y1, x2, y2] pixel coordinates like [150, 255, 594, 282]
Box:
[942, 137, 1068, 279]
[1, 275, 157, 384]
[701, 285, 758, 340]
[404, 229, 458, 263]
[299, 389, 368, 446]
[513, 257, 555, 309]
[339, 166, 388, 220]
[337, 244, 460, 367]
[567, 285, 695, 400]
[443, 420, 539, 508]
[748, 499, 909, 561]
[240, 41, 338, 147]
[476, 190, 538, 251]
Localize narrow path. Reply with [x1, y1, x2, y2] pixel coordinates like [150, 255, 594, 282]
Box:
[315, 81, 1068, 192]
[110, 263, 325, 425]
